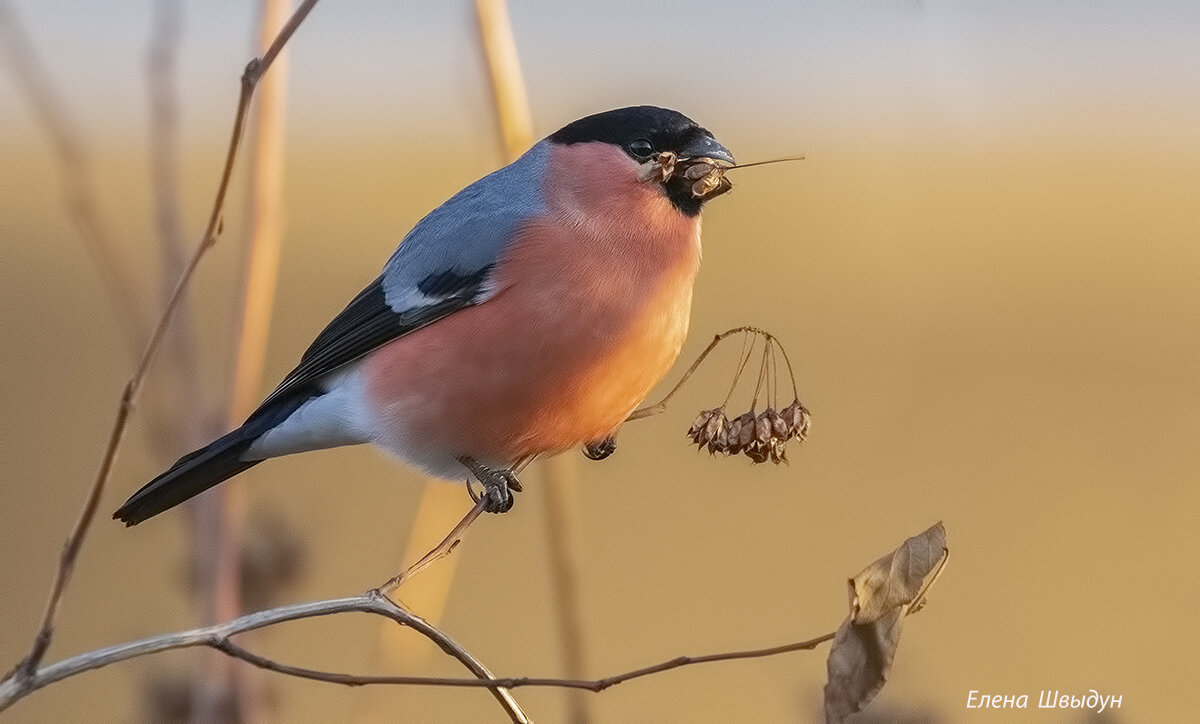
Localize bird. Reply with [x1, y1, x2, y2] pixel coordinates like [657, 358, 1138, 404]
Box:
[114, 105, 735, 526]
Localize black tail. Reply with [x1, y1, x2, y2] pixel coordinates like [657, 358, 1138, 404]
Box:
[114, 393, 312, 526]
[113, 426, 261, 526]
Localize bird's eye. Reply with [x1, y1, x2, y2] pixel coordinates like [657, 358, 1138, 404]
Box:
[628, 138, 654, 159]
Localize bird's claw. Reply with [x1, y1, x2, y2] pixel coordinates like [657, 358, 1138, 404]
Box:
[460, 457, 521, 514]
[583, 436, 617, 461]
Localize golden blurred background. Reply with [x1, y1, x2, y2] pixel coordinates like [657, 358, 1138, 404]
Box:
[1, 2, 1197, 721]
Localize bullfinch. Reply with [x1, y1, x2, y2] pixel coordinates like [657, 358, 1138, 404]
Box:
[115, 105, 735, 525]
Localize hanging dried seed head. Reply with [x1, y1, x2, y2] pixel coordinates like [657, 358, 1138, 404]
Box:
[755, 410, 773, 447]
[656, 151, 678, 182]
[781, 398, 811, 441]
[744, 439, 770, 464]
[706, 408, 729, 454]
[679, 160, 722, 198]
[766, 408, 788, 440]
[686, 407, 728, 452]
[666, 327, 810, 466]
[737, 409, 770, 463]
[733, 410, 756, 454]
[769, 437, 789, 465]
[724, 412, 744, 455]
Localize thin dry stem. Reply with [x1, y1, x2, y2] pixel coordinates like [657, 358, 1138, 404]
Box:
[193, 0, 296, 718]
[374, 500, 486, 596]
[539, 457, 592, 721]
[218, 630, 837, 694]
[7, 0, 320, 683]
[629, 326, 774, 421]
[0, 588, 830, 718]
[723, 333, 756, 408]
[726, 155, 806, 170]
[0, 593, 527, 723]
[1, 524, 946, 719]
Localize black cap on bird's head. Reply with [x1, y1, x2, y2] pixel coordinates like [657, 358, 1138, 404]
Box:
[549, 105, 735, 216]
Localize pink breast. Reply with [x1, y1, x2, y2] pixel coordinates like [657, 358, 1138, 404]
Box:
[362, 142, 702, 467]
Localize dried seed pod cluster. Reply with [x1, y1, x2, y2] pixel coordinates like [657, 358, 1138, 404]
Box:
[681, 160, 728, 199]
[686, 398, 811, 465]
[643, 150, 732, 199]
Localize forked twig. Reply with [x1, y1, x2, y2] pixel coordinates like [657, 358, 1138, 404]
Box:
[1, 519, 946, 720]
[0, 593, 528, 723]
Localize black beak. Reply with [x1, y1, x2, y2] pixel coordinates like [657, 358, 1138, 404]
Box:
[679, 133, 735, 166]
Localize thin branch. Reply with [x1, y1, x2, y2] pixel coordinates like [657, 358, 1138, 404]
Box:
[0, 587, 830, 717]
[0, 593, 527, 723]
[0, 528, 946, 718]
[7, 0, 321, 683]
[194, 1, 296, 718]
[375, 499, 486, 595]
[219, 631, 837, 693]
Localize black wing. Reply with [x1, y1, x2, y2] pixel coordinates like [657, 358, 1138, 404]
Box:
[253, 269, 491, 417]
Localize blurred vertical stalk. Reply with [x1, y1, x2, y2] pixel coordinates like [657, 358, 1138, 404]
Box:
[146, 0, 210, 473]
[191, 0, 293, 721]
[477, 1, 592, 721]
[362, 1, 532, 710]
[475, 0, 532, 162]
[0, 0, 146, 354]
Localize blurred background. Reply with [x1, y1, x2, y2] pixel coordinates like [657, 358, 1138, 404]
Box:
[1, 1, 1197, 721]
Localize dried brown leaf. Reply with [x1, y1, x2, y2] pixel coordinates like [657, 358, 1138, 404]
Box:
[851, 523, 946, 624]
[824, 608, 905, 724]
[823, 523, 947, 723]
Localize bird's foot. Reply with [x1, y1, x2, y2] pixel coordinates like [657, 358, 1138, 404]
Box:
[458, 456, 522, 513]
[583, 436, 617, 461]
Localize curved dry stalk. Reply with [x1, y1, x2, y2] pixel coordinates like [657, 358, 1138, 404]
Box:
[628, 326, 780, 422]
[6, 0, 320, 684]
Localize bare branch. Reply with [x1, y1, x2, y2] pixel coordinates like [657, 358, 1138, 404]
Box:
[0, 538, 950, 713]
[375, 499, 486, 595]
[7, 0, 321, 683]
[0, 593, 528, 723]
[218, 631, 837, 693]
[0, 587, 832, 720]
